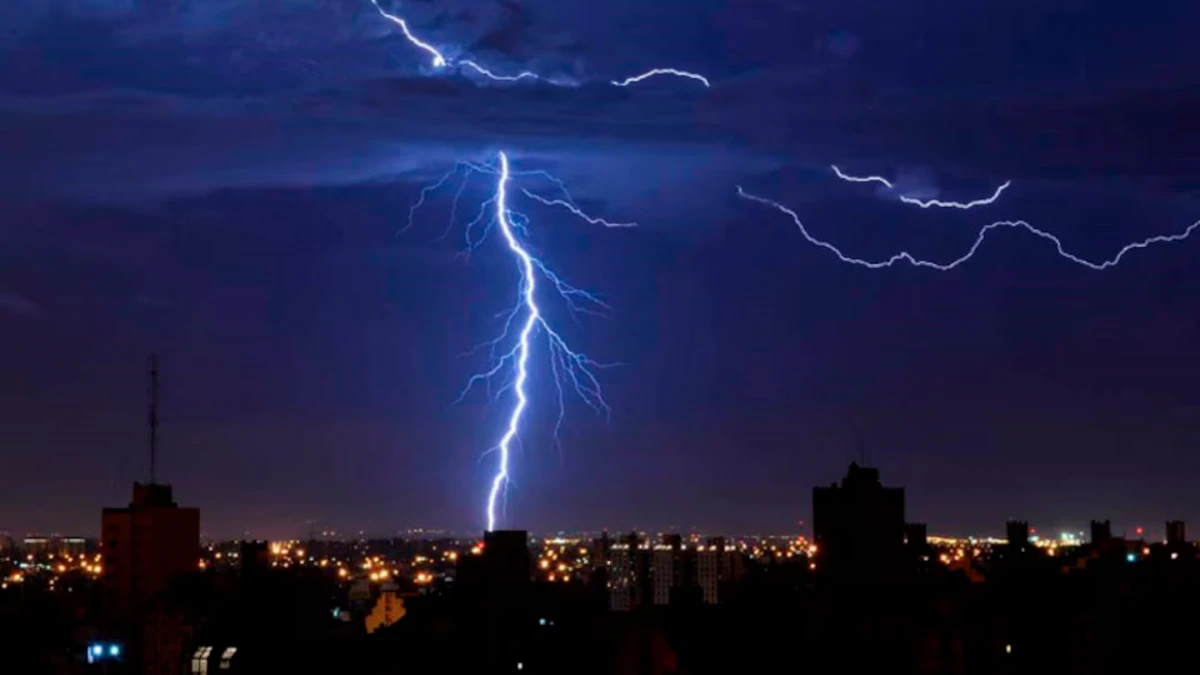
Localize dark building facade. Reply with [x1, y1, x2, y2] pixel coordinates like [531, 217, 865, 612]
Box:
[101, 482, 200, 616]
[813, 463, 905, 580]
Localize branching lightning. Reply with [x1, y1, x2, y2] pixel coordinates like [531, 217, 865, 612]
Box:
[737, 186, 1200, 271]
[370, 0, 709, 88]
[832, 165, 1011, 209]
[407, 153, 630, 530]
[379, 0, 1197, 536]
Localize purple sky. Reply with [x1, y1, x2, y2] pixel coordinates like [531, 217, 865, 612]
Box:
[0, 0, 1198, 540]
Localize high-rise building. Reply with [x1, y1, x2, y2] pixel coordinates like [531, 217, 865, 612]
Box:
[813, 463, 905, 580]
[652, 547, 675, 605]
[608, 532, 650, 611]
[609, 534, 636, 611]
[1166, 520, 1186, 546]
[695, 537, 742, 604]
[100, 482, 200, 616]
[482, 529, 531, 589]
[696, 539, 722, 604]
[1090, 520, 1112, 544]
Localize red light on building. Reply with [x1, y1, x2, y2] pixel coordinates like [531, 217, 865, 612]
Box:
[1136, 526, 1144, 536]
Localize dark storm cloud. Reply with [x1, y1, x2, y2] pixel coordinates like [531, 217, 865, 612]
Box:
[0, 291, 42, 318]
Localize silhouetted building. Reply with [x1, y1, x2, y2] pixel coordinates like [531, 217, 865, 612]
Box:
[591, 531, 612, 572]
[483, 529, 531, 589]
[1006, 520, 1030, 553]
[479, 530, 532, 672]
[905, 523, 928, 549]
[651, 534, 689, 606]
[1091, 519, 1112, 544]
[239, 540, 270, 577]
[1167, 520, 1186, 546]
[609, 533, 643, 611]
[101, 482, 200, 616]
[652, 545, 676, 606]
[813, 463, 905, 580]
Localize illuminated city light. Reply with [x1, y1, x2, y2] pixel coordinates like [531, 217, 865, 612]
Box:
[738, 186, 1200, 271]
[831, 166, 1011, 210]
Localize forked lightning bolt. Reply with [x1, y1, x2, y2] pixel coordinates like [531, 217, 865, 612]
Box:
[371, 0, 709, 87]
[407, 153, 629, 530]
[737, 186, 1200, 270]
[832, 165, 1011, 209]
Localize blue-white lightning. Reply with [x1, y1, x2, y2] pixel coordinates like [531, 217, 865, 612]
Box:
[484, 152, 531, 532]
[610, 68, 712, 88]
[406, 154, 632, 530]
[370, 0, 447, 68]
[371, 0, 710, 88]
[737, 185, 1200, 271]
[832, 165, 1011, 209]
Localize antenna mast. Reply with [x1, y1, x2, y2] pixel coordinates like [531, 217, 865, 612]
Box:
[149, 354, 159, 485]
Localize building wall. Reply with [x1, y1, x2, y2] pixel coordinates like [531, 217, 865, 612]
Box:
[609, 545, 636, 611]
[365, 591, 407, 634]
[101, 486, 200, 615]
[652, 548, 675, 606]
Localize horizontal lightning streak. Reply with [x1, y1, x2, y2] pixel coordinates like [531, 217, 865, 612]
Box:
[521, 189, 639, 228]
[460, 60, 540, 83]
[611, 68, 711, 88]
[737, 186, 1200, 271]
[831, 165, 1011, 210]
[371, 2, 711, 88]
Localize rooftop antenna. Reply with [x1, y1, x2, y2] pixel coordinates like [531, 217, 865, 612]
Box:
[148, 354, 159, 485]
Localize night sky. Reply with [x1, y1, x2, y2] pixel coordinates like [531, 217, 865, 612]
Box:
[1, 0, 1198, 539]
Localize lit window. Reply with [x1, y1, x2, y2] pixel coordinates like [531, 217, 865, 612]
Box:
[219, 647, 237, 670]
[191, 646, 212, 675]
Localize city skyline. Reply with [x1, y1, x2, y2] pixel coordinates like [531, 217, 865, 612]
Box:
[2, 0, 1199, 538]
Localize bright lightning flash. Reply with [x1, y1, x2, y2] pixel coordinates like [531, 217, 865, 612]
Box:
[407, 154, 631, 531]
[737, 186, 1200, 271]
[485, 152, 533, 532]
[832, 165, 1011, 210]
[371, 0, 709, 88]
[370, 0, 447, 67]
